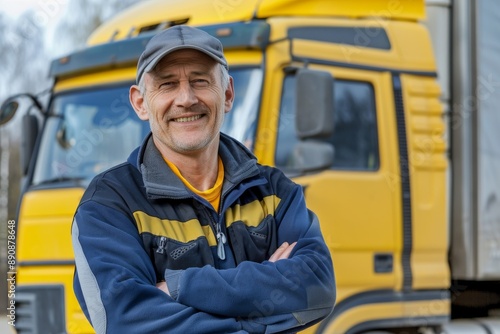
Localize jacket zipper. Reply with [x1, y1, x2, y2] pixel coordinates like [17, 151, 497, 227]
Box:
[206, 208, 226, 261]
[215, 221, 227, 261]
[156, 236, 167, 254]
[213, 169, 261, 261]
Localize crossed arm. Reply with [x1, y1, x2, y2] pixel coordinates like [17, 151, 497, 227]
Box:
[156, 242, 297, 294]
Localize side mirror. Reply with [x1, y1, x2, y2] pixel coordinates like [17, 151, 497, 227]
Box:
[0, 93, 44, 126]
[295, 69, 335, 139]
[0, 100, 20, 126]
[1, 93, 44, 174]
[289, 68, 336, 174]
[286, 141, 334, 173]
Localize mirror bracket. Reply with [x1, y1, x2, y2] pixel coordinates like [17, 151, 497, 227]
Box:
[0, 93, 44, 126]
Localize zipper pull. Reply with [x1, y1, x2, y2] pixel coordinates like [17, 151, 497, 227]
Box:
[216, 224, 227, 260]
[156, 236, 167, 254]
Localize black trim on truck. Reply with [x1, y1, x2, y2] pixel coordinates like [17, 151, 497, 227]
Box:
[316, 289, 450, 333]
[393, 74, 413, 292]
[49, 21, 271, 79]
[18, 260, 76, 267]
[289, 54, 437, 77]
[288, 26, 391, 50]
[15, 285, 66, 334]
[345, 315, 450, 334]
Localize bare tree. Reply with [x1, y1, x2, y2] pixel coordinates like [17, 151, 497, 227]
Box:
[1, 11, 48, 311]
[0, 0, 145, 312]
[54, 0, 145, 54]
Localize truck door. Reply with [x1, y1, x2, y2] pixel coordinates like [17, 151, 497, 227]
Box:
[275, 66, 407, 332]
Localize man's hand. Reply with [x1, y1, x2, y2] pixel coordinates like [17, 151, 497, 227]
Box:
[269, 241, 297, 262]
[156, 281, 170, 296]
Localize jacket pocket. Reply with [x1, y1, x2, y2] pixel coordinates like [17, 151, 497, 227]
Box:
[228, 214, 277, 265]
[153, 236, 214, 279]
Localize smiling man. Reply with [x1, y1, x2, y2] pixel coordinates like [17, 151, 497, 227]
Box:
[72, 25, 335, 334]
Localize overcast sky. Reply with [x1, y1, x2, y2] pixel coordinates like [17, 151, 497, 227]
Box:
[1, 0, 37, 18]
[0, 0, 67, 44]
[1, 0, 70, 59]
[0, 0, 66, 19]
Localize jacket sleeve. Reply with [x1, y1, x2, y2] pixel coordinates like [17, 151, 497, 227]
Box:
[72, 200, 264, 334]
[169, 183, 336, 332]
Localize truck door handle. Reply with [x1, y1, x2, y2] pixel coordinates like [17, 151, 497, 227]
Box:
[374, 253, 393, 273]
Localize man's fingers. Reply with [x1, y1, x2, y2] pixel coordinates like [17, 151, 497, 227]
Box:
[280, 241, 297, 260]
[269, 241, 297, 262]
[156, 281, 170, 295]
[269, 242, 289, 262]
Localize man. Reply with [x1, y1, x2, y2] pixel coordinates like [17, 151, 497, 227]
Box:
[72, 25, 335, 333]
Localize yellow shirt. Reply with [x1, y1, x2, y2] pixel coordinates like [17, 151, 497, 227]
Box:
[164, 157, 224, 212]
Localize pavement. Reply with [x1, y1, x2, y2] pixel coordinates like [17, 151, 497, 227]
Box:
[1, 314, 15, 333]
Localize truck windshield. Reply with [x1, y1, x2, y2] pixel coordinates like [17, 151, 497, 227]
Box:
[32, 67, 262, 186]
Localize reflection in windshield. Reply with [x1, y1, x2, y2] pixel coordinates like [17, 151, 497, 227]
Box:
[33, 86, 150, 185]
[33, 68, 262, 185]
[221, 68, 262, 149]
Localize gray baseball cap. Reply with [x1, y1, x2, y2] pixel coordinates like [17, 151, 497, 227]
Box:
[136, 25, 228, 84]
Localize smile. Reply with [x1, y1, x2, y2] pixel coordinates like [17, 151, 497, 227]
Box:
[173, 115, 203, 123]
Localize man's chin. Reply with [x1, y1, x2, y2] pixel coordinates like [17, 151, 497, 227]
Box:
[172, 138, 215, 154]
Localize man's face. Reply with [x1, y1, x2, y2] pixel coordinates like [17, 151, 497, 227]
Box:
[131, 49, 234, 156]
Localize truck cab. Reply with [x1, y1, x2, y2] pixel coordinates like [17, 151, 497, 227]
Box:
[2, 0, 499, 333]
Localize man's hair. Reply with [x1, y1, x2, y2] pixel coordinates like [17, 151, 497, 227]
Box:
[138, 63, 230, 96]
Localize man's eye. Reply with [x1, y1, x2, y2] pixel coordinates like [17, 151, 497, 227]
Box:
[192, 79, 209, 87]
[160, 82, 176, 88]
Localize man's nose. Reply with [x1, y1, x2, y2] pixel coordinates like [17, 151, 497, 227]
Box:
[174, 81, 198, 108]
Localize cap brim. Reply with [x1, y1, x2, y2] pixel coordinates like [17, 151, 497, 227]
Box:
[144, 45, 228, 75]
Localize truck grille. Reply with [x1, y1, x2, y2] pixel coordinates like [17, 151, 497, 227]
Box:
[15, 285, 66, 334]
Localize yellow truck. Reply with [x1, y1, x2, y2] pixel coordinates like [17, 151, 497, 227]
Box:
[2, 0, 500, 333]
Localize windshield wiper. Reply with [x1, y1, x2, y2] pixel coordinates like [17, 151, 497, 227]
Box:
[35, 176, 87, 186]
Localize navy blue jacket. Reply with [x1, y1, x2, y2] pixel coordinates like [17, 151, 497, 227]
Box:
[72, 133, 335, 333]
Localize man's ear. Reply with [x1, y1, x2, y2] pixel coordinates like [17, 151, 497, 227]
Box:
[130, 85, 149, 120]
[224, 76, 235, 114]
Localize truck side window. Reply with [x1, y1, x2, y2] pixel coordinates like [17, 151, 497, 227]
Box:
[276, 75, 379, 171]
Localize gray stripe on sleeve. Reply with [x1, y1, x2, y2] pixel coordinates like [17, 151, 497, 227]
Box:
[72, 220, 107, 334]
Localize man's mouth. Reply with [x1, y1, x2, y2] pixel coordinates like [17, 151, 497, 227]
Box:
[172, 115, 203, 123]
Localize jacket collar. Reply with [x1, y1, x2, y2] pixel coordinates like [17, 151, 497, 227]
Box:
[129, 132, 262, 200]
